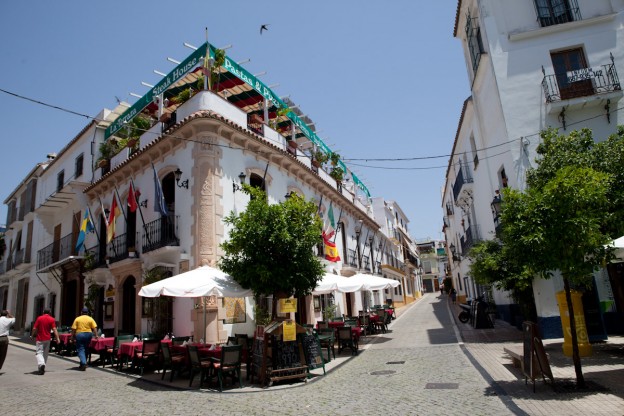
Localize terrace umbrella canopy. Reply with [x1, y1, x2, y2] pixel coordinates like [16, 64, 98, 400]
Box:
[313, 273, 365, 294]
[348, 273, 401, 291]
[138, 265, 252, 298]
[608, 235, 624, 260]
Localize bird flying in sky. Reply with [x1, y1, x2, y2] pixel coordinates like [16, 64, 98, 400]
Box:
[260, 24, 269, 34]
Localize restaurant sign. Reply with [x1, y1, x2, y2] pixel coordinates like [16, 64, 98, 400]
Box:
[105, 42, 214, 139]
[279, 298, 297, 313]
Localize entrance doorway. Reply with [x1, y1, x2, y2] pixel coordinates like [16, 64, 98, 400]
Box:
[121, 276, 136, 335]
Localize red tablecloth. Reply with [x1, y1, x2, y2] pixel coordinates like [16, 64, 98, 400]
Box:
[118, 341, 143, 358]
[198, 346, 222, 359]
[90, 337, 114, 351]
[369, 314, 380, 323]
[59, 333, 73, 344]
[327, 321, 344, 329]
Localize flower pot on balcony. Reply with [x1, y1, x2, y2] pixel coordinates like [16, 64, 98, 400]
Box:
[160, 112, 172, 123]
[98, 159, 109, 169]
[311, 159, 320, 168]
[288, 140, 298, 149]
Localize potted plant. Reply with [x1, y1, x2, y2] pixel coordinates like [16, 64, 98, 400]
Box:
[329, 152, 341, 167]
[329, 167, 344, 182]
[312, 149, 329, 168]
[322, 304, 337, 322]
[175, 88, 193, 106]
[96, 139, 118, 168]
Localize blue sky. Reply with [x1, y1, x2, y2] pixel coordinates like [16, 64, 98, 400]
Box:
[0, 1, 468, 240]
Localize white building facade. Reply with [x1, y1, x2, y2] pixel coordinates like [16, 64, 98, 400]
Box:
[445, 0, 623, 338]
[2, 41, 413, 341]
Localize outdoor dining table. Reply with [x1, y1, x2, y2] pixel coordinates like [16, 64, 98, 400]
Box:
[118, 341, 143, 359]
[59, 333, 73, 344]
[90, 336, 115, 351]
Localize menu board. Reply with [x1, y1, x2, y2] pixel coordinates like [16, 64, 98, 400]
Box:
[533, 337, 553, 382]
[301, 333, 324, 370]
[522, 321, 534, 380]
[274, 338, 301, 369]
[251, 337, 265, 380]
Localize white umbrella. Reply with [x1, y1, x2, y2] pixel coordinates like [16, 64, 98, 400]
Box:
[139, 265, 252, 298]
[608, 235, 624, 260]
[138, 266, 252, 342]
[348, 273, 400, 291]
[313, 273, 365, 294]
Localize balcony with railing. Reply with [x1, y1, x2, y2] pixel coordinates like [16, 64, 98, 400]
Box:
[14, 248, 25, 267]
[534, 0, 581, 28]
[374, 261, 382, 275]
[141, 216, 179, 254]
[347, 249, 357, 268]
[460, 225, 481, 256]
[362, 255, 370, 271]
[452, 164, 473, 202]
[85, 245, 108, 270]
[37, 233, 78, 271]
[542, 54, 621, 105]
[108, 233, 131, 264]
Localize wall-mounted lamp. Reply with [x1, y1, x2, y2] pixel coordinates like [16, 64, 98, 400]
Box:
[233, 172, 246, 193]
[174, 168, 189, 189]
[491, 191, 502, 218]
[284, 191, 296, 200]
[139, 199, 148, 208]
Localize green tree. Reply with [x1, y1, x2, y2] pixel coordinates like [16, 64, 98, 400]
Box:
[219, 187, 325, 318]
[503, 165, 612, 387]
[469, 126, 624, 387]
[468, 240, 536, 321]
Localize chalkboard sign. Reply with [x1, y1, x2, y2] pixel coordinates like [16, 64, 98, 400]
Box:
[251, 337, 265, 382]
[533, 337, 554, 383]
[522, 321, 535, 381]
[273, 338, 301, 369]
[301, 333, 325, 372]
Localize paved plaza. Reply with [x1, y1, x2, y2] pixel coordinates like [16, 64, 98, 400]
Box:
[1, 293, 623, 415]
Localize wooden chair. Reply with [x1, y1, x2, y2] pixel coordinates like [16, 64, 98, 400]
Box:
[188, 345, 212, 388]
[344, 318, 358, 327]
[317, 328, 335, 362]
[234, 334, 252, 379]
[358, 314, 370, 337]
[103, 335, 133, 369]
[206, 344, 243, 392]
[132, 339, 161, 376]
[171, 336, 191, 346]
[374, 310, 388, 334]
[336, 326, 358, 355]
[160, 342, 185, 382]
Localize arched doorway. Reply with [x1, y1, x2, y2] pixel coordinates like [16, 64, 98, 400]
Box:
[121, 275, 136, 335]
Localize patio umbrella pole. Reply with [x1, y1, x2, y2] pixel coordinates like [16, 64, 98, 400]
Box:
[203, 296, 207, 342]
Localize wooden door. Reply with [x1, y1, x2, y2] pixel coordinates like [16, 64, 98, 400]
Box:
[551, 48, 593, 100]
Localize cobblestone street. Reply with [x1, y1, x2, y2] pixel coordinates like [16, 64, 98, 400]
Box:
[2, 294, 623, 415]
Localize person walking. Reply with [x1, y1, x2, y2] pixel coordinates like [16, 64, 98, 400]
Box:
[450, 288, 457, 305]
[0, 310, 15, 371]
[71, 307, 98, 371]
[31, 309, 61, 375]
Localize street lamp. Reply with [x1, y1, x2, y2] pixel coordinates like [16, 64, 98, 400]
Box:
[174, 168, 189, 189]
[491, 190, 502, 219]
[232, 172, 246, 193]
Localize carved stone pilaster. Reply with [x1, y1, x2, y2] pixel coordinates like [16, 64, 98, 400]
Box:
[193, 136, 223, 267]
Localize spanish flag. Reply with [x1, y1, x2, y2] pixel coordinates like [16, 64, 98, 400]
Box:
[323, 235, 340, 262]
[106, 195, 122, 243]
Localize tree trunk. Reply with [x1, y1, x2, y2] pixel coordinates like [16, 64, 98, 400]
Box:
[563, 276, 585, 387]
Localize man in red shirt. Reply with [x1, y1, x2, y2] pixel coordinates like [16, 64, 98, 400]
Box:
[31, 309, 60, 375]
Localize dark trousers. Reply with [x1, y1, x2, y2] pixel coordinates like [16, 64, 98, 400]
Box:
[0, 336, 8, 370]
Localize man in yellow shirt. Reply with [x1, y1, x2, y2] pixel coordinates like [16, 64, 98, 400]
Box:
[71, 307, 98, 371]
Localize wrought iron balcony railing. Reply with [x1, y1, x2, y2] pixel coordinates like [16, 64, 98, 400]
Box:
[108, 233, 130, 264]
[85, 245, 108, 270]
[142, 216, 179, 254]
[37, 233, 78, 270]
[362, 255, 370, 271]
[534, 0, 581, 28]
[460, 225, 481, 255]
[452, 164, 473, 202]
[347, 249, 357, 268]
[542, 55, 621, 103]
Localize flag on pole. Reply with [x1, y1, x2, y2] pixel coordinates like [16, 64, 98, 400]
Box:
[322, 203, 336, 240]
[106, 195, 121, 243]
[323, 235, 341, 262]
[153, 164, 169, 216]
[128, 182, 138, 213]
[75, 209, 94, 251]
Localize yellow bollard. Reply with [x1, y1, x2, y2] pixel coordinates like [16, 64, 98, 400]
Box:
[556, 290, 592, 357]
